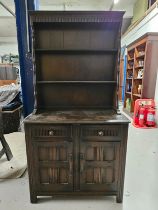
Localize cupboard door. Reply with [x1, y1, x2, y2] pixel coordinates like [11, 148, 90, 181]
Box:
[34, 141, 73, 192]
[80, 141, 120, 192]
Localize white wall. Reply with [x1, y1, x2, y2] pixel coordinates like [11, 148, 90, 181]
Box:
[121, 6, 158, 123]
[121, 7, 158, 46]
[39, 1, 134, 17]
[0, 1, 17, 57]
[0, 37, 18, 63]
[0, 43, 18, 55]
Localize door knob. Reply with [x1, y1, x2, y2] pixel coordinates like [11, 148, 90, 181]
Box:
[49, 130, 54, 136]
[98, 131, 104, 136]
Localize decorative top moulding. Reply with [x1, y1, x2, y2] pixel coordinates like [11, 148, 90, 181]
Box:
[29, 11, 125, 25]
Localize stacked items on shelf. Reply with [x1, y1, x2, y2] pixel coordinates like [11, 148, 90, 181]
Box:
[124, 48, 134, 112]
[0, 62, 22, 133]
[132, 42, 146, 99]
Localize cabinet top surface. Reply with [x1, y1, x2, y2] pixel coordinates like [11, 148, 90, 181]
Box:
[24, 110, 130, 124]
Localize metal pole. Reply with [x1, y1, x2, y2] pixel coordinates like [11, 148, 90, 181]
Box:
[14, 0, 35, 116]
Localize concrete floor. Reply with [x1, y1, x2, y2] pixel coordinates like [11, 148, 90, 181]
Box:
[0, 123, 158, 210]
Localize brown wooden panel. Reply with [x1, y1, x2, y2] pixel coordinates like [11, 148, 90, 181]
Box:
[102, 167, 114, 183]
[39, 167, 69, 184]
[38, 146, 67, 161]
[36, 30, 63, 49]
[119, 58, 124, 101]
[142, 40, 158, 98]
[64, 30, 91, 49]
[0, 80, 16, 86]
[36, 54, 116, 81]
[37, 84, 115, 109]
[80, 141, 120, 191]
[86, 147, 95, 161]
[86, 168, 94, 183]
[40, 168, 49, 184]
[35, 24, 119, 50]
[60, 168, 68, 183]
[59, 147, 67, 161]
[38, 147, 49, 161]
[104, 147, 115, 161]
[34, 141, 73, 192]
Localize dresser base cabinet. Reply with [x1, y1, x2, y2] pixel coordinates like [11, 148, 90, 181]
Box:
[24, 112, 129, 203]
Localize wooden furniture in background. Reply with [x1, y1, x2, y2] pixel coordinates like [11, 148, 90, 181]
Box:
[0, 64, 17, 86]
[148, 0, 157, 8]
[0, 80, 16, 86]
[124, 33, 158, 114]
[0, 64, 17, 80]
[2, 105, 22, 134]
[24, 11, 129, 203]
[119, 58, 124, 101]
[0, 112, 13, 160]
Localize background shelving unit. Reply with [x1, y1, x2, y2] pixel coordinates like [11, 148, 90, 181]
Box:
[124, 33, 158, 115]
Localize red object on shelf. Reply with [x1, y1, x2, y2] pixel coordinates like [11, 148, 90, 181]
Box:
[133, 99, 156, 128]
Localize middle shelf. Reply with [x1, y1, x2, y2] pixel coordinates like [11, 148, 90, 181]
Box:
[35, 49, 118, 54]
[36, 81, 117, 84]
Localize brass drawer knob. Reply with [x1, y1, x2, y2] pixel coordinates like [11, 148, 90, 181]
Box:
[49, 130, 54, 136]
[98, 131, 104, 136]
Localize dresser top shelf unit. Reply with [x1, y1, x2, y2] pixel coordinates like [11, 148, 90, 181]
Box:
[31, 11, 124, 113]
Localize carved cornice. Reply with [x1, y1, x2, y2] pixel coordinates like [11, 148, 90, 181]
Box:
[29, 11, 124, 24]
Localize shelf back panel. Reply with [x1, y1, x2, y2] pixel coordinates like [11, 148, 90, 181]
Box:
[36, 54, 117, 81]
[36, 84, 116, 110]
[35, 23, 119, 50]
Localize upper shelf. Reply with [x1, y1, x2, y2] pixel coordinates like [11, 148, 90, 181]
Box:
[128, 58, 134, 62]
[35, 49, 118, 54]
[136, 54, 145, 59]
[135, 66, 144, 69]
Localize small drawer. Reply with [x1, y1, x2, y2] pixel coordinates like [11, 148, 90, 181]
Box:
[31, 125, 71, 138]
[81, 125, 121, 141]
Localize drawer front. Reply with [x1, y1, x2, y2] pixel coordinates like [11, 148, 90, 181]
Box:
[31, 125, 72, 139]
[81, 125, 122, 141]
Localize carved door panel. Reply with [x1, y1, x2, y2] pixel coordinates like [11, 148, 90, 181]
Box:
[34, 141, 73, 192]
[80, 141, 120, 192]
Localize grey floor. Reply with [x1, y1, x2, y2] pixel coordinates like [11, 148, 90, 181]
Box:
[0, 121, 158, 210]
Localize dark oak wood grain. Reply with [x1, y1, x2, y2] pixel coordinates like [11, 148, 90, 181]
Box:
[24, 11, 129, 203]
